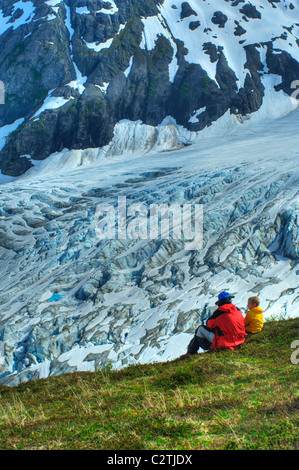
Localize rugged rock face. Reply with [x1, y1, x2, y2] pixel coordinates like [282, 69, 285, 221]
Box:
[0, 0, 298, 176]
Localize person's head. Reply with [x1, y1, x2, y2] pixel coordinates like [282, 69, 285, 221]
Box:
[215, 291, 235, 306]
[247, 296, 260, 310]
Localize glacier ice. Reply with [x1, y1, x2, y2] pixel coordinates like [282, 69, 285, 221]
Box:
[0, 92, 298, 386]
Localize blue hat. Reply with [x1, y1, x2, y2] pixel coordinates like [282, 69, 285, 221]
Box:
[218, 291, 235, 300]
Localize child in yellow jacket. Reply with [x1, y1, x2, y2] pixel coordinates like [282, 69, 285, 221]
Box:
[245, 296, 264, 334]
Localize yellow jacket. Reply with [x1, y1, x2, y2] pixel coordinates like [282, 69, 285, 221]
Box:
[245, 306, 264, 333]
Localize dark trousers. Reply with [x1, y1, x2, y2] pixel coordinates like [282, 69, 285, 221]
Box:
[187, 326, 214, 353]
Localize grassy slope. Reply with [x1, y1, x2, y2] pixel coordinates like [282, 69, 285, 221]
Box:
[0, 318, 298, 450]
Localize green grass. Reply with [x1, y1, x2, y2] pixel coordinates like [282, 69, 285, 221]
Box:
[0, 319, 298, 450]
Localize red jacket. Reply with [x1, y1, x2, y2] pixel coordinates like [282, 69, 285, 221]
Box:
[206, 303, 247, 350]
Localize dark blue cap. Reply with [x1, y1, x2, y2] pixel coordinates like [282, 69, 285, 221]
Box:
[218, 291, 235, 300]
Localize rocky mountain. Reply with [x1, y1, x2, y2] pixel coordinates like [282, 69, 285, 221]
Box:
[0, 0, 298, 386]
[0, 0, 299, 176]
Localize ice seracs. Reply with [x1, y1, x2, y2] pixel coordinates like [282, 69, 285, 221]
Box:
[0, 0, 299, 386]
[0, 93, 298, 386]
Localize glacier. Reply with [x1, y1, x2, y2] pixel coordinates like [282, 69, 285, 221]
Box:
[0, 81, 298, 386]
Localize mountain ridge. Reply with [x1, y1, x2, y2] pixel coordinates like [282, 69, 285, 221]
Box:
[0, 0, 299, 176]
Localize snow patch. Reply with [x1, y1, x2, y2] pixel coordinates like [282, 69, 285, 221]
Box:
[140, 14, 179, 82]
[96, 1, 118, 16]
[31, 91, 74, 119]
[0, 0, 35, 35]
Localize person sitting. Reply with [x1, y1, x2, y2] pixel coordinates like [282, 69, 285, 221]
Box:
[180, 291, 247, 358]
[244, 296, 264, 334]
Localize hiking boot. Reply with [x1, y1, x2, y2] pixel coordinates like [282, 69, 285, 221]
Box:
[179, 353, 192, 360]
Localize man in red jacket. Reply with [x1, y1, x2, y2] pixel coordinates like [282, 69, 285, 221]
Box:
[180, 291, 247, 358]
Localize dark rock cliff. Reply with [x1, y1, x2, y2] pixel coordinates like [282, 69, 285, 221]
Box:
[0, 0, 298, 176]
